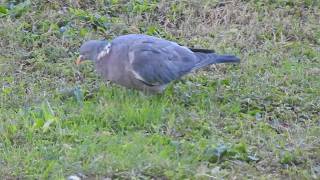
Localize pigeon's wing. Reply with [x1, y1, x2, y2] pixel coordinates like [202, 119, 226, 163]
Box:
[128, 37, 197, 86]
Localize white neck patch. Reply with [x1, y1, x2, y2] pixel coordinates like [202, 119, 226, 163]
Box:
[97, 43, 111, 60]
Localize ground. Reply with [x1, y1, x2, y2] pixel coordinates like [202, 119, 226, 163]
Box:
[0, 0, 319, 179]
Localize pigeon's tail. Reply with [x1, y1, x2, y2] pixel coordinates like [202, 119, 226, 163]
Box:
[193, 51, 240, 70]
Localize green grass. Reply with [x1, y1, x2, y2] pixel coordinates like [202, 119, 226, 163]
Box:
[1, 0, 320, 179]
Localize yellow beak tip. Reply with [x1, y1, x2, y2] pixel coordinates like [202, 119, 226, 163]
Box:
[75, 57, 81, 65]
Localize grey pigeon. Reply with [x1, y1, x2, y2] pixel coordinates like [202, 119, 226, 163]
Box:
[76, 34, 240, 93]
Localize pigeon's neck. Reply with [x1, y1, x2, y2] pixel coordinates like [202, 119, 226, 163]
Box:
[97, 42, 111, 61]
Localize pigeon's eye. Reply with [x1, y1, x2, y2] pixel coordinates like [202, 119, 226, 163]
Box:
[105, 46, 110, 50]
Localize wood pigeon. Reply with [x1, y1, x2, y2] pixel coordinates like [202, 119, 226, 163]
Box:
[76, 34, 240, 93]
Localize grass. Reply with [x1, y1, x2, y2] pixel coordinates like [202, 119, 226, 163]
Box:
[0, 0, 320, 179]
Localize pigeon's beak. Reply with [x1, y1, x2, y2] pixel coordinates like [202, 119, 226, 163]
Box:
[76, 55, 83, 65]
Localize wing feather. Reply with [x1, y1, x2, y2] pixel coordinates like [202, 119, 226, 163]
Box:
[128, 38, 197, 86]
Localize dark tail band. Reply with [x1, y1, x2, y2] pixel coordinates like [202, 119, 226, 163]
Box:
[214, 55, 240, 63]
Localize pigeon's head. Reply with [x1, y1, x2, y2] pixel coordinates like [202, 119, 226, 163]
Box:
[76, 40, 111, 64]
